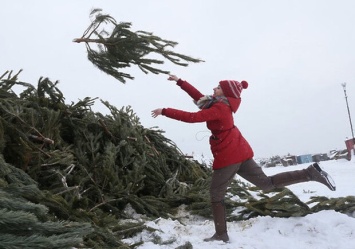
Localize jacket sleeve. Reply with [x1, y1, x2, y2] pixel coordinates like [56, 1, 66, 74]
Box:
[162, 103, 226, 123]
[177, 79, 204, 101]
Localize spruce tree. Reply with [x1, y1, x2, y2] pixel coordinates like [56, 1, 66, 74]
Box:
[73, 8, 203, 83]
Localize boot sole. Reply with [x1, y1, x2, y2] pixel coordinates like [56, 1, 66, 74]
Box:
[312, 163, 336, 191]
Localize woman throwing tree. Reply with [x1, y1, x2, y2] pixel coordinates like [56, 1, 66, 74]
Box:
[151, 75, 336, 243]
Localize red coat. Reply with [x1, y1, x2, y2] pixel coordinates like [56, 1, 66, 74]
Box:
[162, 80, 254, 170]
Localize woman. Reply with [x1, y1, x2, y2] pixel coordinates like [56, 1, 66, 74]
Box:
[151, 75, 336, 243]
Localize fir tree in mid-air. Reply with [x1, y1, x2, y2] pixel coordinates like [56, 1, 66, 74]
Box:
[73, 8, 204, 83]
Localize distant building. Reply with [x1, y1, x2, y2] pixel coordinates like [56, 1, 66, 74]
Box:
[329, 149, 349, 160]
[345, 138, 354, 160]
[296, 154, 313, 164]
[281, 155, 297, 166]
[312, 153, 329, 162]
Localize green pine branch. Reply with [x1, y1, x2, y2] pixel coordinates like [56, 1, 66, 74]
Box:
[73, 8, 204, 83]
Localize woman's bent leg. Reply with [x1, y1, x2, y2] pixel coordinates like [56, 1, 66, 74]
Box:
[210, 164, 241, 202]
[205, 164, 241, 242]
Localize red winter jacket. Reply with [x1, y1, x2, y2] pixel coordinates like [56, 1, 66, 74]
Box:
[162, 79, 254, 170]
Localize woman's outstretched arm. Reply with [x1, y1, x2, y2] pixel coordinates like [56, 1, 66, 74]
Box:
[151, 103, 226, 123]
[168, 75, 204, 101]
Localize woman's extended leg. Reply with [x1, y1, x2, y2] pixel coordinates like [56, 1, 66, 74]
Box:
[237, 159, 336, 191]
[237, 159, 275, 191]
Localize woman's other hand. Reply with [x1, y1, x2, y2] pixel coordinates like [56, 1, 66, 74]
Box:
[151, 108, 163, 118]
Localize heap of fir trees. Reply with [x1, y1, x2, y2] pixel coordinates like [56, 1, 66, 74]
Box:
[1, 9, 354, 248]
[0, 69, 212, 248]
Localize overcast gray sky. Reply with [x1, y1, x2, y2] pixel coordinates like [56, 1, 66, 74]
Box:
[1, 0, 355, 159]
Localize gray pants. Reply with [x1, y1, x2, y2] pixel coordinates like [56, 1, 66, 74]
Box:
[210, 159, 310, 202]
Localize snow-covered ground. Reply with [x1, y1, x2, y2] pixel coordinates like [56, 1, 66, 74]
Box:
[123, 158, 355, 249]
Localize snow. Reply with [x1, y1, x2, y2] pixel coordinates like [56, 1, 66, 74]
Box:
[122, 159, 355, 249]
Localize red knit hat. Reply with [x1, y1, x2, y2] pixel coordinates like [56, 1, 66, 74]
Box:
[219, 80, 248, 99]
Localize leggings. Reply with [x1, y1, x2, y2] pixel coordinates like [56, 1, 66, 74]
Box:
[210, 159, 274, 202]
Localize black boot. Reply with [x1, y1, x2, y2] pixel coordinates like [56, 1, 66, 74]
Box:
[204, 201, 229, 242]
[306, 163, 336, 191]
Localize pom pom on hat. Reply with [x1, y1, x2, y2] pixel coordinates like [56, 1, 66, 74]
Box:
[241, 80, 248, 89]
[219, 80, 248, 99]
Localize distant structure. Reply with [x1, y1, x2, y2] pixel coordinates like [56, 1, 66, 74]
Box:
[296, 154, 313, 164]
[312, 153, 329, 162]
[341, 82, 355, 156]
[345, 138, 354, 160]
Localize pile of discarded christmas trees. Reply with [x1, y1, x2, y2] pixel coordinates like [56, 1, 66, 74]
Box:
[0, 69, 213, 248]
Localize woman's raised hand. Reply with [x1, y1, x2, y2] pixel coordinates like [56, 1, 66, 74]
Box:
[168, 75, 179, 82]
